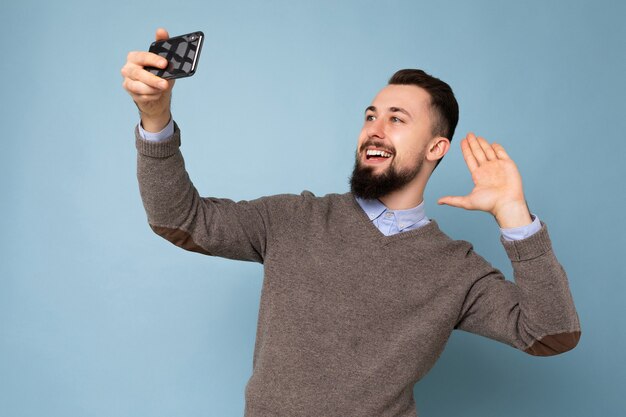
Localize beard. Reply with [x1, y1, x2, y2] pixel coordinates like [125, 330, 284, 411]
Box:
[349, 152, 423, 200]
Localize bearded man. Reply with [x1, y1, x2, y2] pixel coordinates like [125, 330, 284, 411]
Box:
[122, 28, 580, 417]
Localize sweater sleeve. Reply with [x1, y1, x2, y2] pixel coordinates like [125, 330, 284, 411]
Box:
[135, 123, 300, 263]
[454, 222, 581, 356]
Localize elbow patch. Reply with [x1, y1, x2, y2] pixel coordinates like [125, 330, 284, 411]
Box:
[524, 330, 581, 356]
[150, 224, 211, 256]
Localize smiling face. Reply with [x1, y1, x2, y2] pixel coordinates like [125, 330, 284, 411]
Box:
[350, 84, 438, 200]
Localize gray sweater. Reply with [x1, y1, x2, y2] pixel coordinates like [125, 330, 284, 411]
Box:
[136, 125, 580, 417]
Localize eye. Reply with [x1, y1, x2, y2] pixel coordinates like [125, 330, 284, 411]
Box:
[365, 114, 376, 121]
[391, 116, 403, 123]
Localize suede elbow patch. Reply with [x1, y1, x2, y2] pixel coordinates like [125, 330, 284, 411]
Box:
[150, 224, 211, 255]
[525, 330, 581, 356]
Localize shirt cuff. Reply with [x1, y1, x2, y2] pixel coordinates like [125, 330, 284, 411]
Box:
[137, 118, 175, 142]
[500, 213, 541, 241]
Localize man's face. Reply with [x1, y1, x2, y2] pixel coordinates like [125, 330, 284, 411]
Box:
[350, 84, 435, 199]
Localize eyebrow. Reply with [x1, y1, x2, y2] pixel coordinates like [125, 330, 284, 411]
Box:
[365, 105, 413, 120]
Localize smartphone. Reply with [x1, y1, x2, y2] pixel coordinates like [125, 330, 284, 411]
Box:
[145, 31, 204, 79]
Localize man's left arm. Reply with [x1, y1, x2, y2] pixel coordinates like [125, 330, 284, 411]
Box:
[438, 133, 581, 355]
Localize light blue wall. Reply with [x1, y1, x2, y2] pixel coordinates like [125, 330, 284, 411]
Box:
[1, 0, 624, 416]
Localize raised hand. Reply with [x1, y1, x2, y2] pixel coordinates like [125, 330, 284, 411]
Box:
[437, 133, 533, 228]
[121, 28, 175, 132]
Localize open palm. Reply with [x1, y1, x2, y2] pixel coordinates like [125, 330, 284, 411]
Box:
[438, 133, 528, 221]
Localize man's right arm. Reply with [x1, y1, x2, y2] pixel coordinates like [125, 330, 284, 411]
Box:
[123, 29, 273, 263]
[134, 124, 271, 263]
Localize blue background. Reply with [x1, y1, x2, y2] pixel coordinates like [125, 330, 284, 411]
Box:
[1, 0, 624, 416]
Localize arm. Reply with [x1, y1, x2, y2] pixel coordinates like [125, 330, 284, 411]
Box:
[455, 224, 581, 355]
[439, 133, 580, 355]
[135, 124, 272, 262]
[123, 29, 296, 262]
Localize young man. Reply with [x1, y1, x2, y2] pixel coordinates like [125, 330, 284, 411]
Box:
[122, 29, 580, 417]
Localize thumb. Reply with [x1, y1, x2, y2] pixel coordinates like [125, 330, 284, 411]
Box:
[155, 27, 170, 41]
[437, 195, 471, 209]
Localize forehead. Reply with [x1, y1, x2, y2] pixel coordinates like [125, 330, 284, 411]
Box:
[370, 84, 431, 116]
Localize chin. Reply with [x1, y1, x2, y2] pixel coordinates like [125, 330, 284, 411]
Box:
[350, 154, 423, 201]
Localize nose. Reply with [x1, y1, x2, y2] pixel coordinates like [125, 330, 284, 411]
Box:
[366, 117, 385, 139]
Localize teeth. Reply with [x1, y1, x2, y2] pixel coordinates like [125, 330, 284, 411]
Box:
[366, 149, 392, 158]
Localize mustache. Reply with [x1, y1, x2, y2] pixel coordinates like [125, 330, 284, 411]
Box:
[359, 140, 395, 154]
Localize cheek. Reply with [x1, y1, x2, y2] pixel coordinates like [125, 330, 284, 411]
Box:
[394, 145, 423, 168]
[356, 132, 368, 150]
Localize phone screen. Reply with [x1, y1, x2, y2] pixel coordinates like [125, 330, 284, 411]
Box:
[146, 31, 204, 80]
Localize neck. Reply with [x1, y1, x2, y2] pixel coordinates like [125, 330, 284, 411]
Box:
[378, 171, 429, 210]
[378, 190, 423, 210]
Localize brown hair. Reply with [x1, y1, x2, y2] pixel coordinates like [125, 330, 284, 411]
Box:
[388, 69, 459, 167]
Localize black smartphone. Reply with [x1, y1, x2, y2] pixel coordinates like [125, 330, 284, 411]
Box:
[145, 31, 204, 79]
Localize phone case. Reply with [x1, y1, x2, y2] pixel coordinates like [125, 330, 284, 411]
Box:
[146, 31, 204, 80]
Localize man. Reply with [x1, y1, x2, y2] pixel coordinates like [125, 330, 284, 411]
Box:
[122, 28, 580, 417]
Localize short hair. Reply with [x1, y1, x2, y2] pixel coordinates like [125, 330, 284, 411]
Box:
[388, 69, 459, 167]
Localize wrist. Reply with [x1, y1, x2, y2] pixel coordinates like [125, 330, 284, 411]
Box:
[140, 110, 171, 133]
[493, 200, 532, 228]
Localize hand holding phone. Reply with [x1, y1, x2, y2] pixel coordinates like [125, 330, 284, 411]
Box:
[145, 31, 204, 80]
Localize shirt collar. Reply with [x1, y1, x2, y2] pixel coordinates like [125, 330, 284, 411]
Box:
[355, 196, 427, 230]
[356, 197, 388, 221]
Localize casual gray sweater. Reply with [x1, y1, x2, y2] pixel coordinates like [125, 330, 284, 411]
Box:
[136, 125, 580, 417]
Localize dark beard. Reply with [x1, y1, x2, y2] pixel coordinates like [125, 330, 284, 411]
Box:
[349, 155, 422, 200]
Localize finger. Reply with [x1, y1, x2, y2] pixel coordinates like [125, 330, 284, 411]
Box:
[466, 133, 487, 165]
[155, 27, 170, 41]
[476, 136, 497, 161]
[437, 195, 472, 210]
[134, 93, 165, 104]
[123, 78, 163, 96]
[126, 64, 169, 90]
[460, 137, 479, 172]
[127, 51, 168, 70]
[492, 143, 511, 160]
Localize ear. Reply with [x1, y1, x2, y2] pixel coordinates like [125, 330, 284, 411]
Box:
[426, 136, 450, 162]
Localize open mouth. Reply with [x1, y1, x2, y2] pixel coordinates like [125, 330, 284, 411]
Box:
[365, 148, 393, 161]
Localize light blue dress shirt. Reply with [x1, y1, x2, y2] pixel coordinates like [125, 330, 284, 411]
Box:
[137, 117, 175, 141]
[355, 197, 431, 236]
[138, 120, 541, 241]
